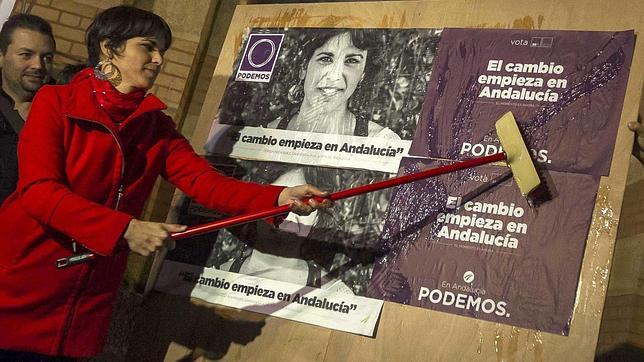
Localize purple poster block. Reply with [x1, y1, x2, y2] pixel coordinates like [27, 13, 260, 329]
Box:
[368, 159, 599, 335]
[413, 28, 634, 176]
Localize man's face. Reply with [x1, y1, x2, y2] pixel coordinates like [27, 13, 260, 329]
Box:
[0, 28, 55, 99]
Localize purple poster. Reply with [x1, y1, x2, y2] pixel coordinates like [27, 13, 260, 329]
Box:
[370, 29, 633, 335]
[369, 160, 599, 334]
[413, 28, 634, 176]
[235, 33, 284, 83]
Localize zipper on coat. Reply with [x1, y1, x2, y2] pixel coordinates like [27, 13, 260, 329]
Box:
[57, 266, 92, 355]
[58, 115, 127, 353]
[66, 114, 126, 207]
[115, 184, 125, 210]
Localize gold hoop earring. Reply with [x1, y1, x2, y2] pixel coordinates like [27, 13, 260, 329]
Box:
[93, 60, 112, 80]
[94, 59, 122, 87]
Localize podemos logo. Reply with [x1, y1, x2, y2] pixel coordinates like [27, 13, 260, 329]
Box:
[463, 271, 475, 283]
[235, 33, 284, 83]
[417, 272, 511, 318]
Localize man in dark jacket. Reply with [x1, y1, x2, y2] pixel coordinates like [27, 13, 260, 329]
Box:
[0, 13, 55, 204]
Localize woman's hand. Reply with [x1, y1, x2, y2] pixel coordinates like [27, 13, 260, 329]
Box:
[278, 184, 333, 216]
[123, 219, 187, 256]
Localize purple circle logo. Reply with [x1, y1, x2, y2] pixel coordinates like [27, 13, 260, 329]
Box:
[237, 34, 284, 82]
[247, 39, 276, 68]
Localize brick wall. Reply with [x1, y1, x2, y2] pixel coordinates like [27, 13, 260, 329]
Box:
[16, 0, 200, 120]
[27, 0, 95, 65]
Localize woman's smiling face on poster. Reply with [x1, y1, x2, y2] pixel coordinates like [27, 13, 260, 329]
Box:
[302, 32, 367, 113]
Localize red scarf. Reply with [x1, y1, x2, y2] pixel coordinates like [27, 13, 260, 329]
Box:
[82, 68, 146, 123]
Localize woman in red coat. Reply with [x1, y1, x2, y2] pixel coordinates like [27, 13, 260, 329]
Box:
[0, 6, 330, 360]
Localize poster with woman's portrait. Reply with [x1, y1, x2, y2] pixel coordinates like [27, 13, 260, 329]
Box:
[206, 28, 442, 173]
[157, 28, 442, 335]
[180, 28, 442, 288]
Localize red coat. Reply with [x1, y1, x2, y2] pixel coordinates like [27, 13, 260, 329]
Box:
[0, 70, 283, 357]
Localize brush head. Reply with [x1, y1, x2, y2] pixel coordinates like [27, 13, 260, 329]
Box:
[495, 112, 541, 197]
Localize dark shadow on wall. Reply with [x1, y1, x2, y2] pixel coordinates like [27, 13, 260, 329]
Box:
[595, 344, 644, 362]
[125, 292, 268, 361]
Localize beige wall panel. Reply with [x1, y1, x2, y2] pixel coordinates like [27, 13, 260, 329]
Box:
[632, 295, 644, 348]
[606, 233, 644, 296]
[143, 1, 643, 361]
[150, 0, 210, 43]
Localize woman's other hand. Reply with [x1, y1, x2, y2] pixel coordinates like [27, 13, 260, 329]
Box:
[278, 184, 333, 216]
[123, 219, 187, 256]
[628, 115, 643, 163]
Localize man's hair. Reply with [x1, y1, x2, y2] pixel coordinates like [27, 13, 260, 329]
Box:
[0, 13, 55, 54]
[86, 6, 172, 66]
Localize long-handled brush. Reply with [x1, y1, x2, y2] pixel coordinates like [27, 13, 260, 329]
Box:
[136, 112, 539, 292]
[168, 111, 539, 241]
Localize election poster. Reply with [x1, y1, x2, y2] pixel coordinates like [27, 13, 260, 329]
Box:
[368, 160, 599, 334]
[154, 27, 634, 336]
[369, 28, 633, 335]
[205, 28, 442, 173]
[156, 28, 443, 336]
[413, 28, 634, 176]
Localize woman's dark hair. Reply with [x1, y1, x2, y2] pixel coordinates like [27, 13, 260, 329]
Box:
[270, 29, 385, 132]
[300, 29, 384, 85]
[85, 6, 172, 66]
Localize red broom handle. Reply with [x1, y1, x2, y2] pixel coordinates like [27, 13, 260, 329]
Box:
[171, 152, 506, 240]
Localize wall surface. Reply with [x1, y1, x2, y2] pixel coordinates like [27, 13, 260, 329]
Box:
[128, 1, 644, 361]
[596, 90, 644, 355]
[597, 157, 644, 354]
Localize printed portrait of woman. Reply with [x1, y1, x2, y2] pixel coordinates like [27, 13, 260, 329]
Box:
[267, 29, 399, 139]
[169, 28, 442, 295]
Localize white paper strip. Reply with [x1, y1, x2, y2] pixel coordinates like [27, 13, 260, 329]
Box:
[155, 260, 384, 336]
[205, 125, 411, 173]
